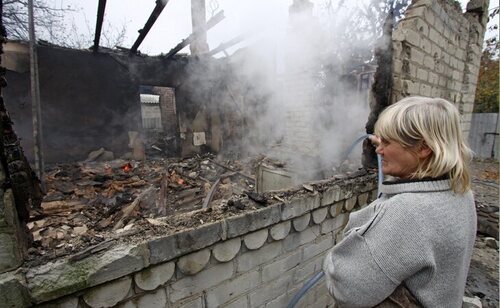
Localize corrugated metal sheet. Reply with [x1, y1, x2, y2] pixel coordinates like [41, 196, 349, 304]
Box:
[140, 94, 160, 104]
[142, 117, 162, 130]
[468, 113, 499, 159]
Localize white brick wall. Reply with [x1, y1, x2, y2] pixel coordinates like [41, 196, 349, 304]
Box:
[392, 0, 489, 140]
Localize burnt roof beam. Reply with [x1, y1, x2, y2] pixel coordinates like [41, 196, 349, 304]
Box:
[206, 34, 245, 57]
[130, 0, 170, 54]
[165, 10, 225, 59]
[93, 0, 107, 52]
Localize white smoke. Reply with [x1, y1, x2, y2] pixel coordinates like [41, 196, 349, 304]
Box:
[194, 0, 393, 181]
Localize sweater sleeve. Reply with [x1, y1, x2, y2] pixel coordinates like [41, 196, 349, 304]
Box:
[323, 212, 398, 307]
[323, 198, 433, 307]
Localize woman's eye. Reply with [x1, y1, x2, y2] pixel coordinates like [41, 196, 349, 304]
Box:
[381, 138, 390, 145]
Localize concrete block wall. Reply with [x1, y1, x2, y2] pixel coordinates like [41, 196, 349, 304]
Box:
[392, 0, 489, 139]
[3, 173, 377, 307]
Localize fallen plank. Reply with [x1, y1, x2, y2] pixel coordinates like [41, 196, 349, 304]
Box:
[208, 159, 255, 182]
[69, 238, 116, 262]
[202, 178, 221, 209]
[174, 187, 201, 202]
[113, 186, 156, 231]
[156, 174, 169, 216]
[41, 200, 86, 214]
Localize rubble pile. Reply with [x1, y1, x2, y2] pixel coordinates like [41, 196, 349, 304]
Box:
[26, 153, 259, 266]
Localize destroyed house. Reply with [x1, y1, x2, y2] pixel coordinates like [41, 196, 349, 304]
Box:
[0, 0, 490, 307]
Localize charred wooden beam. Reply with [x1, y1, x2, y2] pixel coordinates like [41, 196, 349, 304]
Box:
[165, 10, 225, 59]
[201, 178, 220, 209]
[208, 158, 255, 182]
[92, 0, 107, 52]
[362, 9, 394, 169]
[130, 0, 170, 54]
[190, 0, 209, 55]
[0, 0, 43, 273]
[207, 34, 245, 57]
[28, 0, 45, 188]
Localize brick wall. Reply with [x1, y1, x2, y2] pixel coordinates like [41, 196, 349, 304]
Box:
[283, 80, 318, 157]
[5, 173, 376, 307]
[281, 0, 323, 160]
[392, 0, 489, 139]
[153, 86, 177, 135]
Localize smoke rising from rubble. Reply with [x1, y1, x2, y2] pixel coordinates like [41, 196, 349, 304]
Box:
[193, 1, 390, 182]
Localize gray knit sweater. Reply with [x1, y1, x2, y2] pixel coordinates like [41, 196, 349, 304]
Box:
[323, 179, 476, 308]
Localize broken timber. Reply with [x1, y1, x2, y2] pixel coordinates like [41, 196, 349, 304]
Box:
[202, 178, 221, 209]
[113, 186, 156, 231]
[130, 0, 170, 53]
[208, 159, 255, 182]
[69, 238, 116, 262]
[207, 34, 246, 57]
[92, 0, 107, 52]
[165, 10, 225, 59]
[28, 0, 45, 188]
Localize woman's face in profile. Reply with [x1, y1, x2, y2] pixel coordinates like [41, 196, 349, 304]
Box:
[374, 137, 421, 179]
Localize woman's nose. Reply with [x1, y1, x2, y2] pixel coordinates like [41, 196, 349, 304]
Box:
[375, 144, 383, 155]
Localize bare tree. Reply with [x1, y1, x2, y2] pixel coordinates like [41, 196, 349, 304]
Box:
[484, 6, 499, 57]
[320, 0, 410, 66]
[2, 0, 127, 49]
[302, 0, 410, 79]
[2, 0, 70, 40]
[60, 15, 128, 49]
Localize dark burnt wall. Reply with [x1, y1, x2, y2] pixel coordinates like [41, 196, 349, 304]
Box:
[4, 46, 141, 163]
[2, 70, 33, 157]
[127, 55, 188, 87]
[131, 55, 232, 158]
[3, 43, 244, 163]
[173, 58, 237, 157]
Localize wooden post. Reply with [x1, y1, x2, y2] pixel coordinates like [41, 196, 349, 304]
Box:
[93, 0, 107, 52]
[28, 0, 45, 188]
[190, 0, 209, 55]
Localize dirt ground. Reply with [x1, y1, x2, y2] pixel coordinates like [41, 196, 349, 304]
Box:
[465, 159, 499, 308]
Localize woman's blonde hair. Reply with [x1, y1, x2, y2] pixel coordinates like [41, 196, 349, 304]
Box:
[374, 96, 472, 193]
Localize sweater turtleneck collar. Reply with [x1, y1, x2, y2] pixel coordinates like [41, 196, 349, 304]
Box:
[380, 177, 451, 195]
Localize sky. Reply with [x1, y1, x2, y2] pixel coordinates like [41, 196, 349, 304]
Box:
[49, 0, 296, 55]
[49, 0, 498, 56]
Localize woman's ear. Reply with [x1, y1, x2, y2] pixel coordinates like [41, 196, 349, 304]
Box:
[417, 142, 432, 159]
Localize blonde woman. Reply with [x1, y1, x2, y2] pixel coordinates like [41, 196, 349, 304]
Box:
[323, 97, 476, 307]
